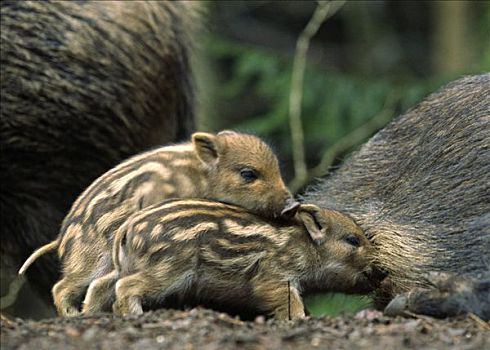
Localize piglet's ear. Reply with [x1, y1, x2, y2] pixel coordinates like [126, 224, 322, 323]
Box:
[192, 132, 219, 166]
[298, 204, 330, 245]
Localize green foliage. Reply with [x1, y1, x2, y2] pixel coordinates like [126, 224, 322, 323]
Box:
[201, 35, 441, 166]
[305, 293, 372, 317]
[480, 2, 490, 71]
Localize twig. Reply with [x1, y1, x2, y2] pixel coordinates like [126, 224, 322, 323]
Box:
[288, 0, 346, 193]
[404, 310, 436, 323]
[468, 313, 490, 330]
[289, 89, 400, 193]
[0, 313, 18, 329]
[309, 90, 399, 181]
[217, 312, 244, 326]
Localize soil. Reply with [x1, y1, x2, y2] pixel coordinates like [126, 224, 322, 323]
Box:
[1, 308, 489, 350]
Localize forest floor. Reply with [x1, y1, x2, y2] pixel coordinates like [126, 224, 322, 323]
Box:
[2, 308, 489, 350]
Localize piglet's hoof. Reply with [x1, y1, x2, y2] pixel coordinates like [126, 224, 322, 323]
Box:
[63, 307, 82, 317]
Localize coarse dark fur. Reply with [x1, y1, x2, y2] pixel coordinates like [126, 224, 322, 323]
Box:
[303, 74, 490, 319]
[384, 272, 490, 319]
[0, 0, 200, 304]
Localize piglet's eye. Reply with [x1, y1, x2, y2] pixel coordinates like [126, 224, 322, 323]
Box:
[344, 234, 361, 247]
[240, 168, 258, 182]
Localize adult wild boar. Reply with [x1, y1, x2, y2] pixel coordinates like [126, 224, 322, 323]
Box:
[304, 74, 490, 320]
[0, 0, 200, 312]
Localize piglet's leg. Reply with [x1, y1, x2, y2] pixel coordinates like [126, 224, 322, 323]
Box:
[82, 270, 119, 315]
[113, 268, 192, 316]
[253, 281, 305, 320]
[113, 272, 147, 316]
[52, 277, 89, 316]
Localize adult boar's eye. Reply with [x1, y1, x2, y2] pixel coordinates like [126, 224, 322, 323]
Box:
[240, 168, 258, 182]
[344, 234, 361, 247]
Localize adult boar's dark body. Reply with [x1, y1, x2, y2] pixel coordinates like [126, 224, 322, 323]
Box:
[304, 74, 490, 319]
[0, 1, 199, 308]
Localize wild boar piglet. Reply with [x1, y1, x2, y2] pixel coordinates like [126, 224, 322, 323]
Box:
[19, 131, 297, 316]
[104, 199, 378, 320]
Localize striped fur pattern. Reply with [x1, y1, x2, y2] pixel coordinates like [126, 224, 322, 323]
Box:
[83, 200, 377, 320]
[19, 131, 295, 316]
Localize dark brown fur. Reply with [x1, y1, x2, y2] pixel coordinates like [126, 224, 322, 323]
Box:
[384, 272, 490, 319]
[0, 1, 200, 307]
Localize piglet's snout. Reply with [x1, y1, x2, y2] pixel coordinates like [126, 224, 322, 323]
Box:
[362, 266, 389, 290]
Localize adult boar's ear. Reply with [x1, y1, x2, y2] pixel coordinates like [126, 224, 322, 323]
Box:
[192, 132, 219, 166]
[297, 204, 330, 245]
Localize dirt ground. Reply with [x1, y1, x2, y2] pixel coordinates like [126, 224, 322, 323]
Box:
[1, 308, 489, 350]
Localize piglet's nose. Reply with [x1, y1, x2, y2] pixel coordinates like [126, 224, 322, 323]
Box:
[281, 199, 300, 219]
[363, 266, 389, 286]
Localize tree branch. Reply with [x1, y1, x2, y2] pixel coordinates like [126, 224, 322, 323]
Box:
[308, 90, 400, 181]
[288, 0, 346, 192]
[288, 90, 400, 193]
